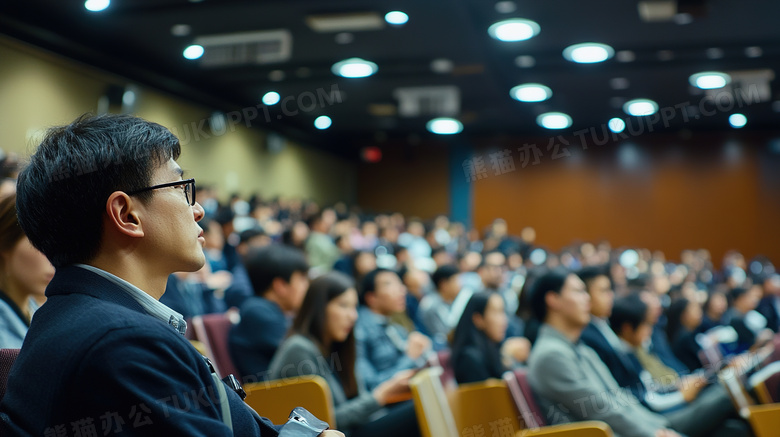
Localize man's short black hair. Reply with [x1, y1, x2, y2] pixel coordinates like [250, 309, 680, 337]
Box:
[239, 226, 266, 245]
[576, 265, 611, 291]
[359, 268, 398, 305]
[432, 264, 460, 290]
[16, 113, 181, 268]
[243, 244, 309, 296]
[529, 267, 570, 322]
[609, 293, 648, 333]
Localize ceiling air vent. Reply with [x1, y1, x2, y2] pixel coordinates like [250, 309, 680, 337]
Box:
[393, 86, 460, 117]
[194, 29, 292, 68]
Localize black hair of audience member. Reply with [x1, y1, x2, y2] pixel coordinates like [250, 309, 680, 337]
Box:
[358, 267, 398, 306]
[528, 267, 571, 322]
[727, 287, 749, 307]
[576, 265, 611, 288]
[214, 205, 234, 226]
[16, 113, 180, 268]
[432, 265, 460, 291]
[665, 297, 691, 344]
[306, 209, 326, 230]
[609, 293, 648, 334]
[239, 226, 266, 245]
[626, 273, 650, 294]
[451, 292, 505, 381]
[243, 245, 309, 296]
[290, 271, 359, 398]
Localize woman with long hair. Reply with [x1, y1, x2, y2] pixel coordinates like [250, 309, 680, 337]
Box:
[451, 292, 510, 384]
[0, 193, 55, 347]
[665, 297, 704, 371]
[268, 271, 420, 437]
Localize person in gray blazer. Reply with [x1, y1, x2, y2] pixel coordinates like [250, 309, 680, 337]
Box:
[269, 272, 420, 437]
[527, 268, 684, 437]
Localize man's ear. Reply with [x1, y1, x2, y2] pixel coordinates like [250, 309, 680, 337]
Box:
[105, 191, 144, 238]
[544, 290, 558, 312]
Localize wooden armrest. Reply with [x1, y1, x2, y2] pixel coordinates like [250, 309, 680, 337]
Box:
[747, 404, 780, 437]
[517, 421, 613, 437]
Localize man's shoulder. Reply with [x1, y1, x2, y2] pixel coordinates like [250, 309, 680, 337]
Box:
[239, 297, 284, 321]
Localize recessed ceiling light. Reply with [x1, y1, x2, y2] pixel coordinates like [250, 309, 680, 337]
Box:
[623, 99, 659, 116]
[84, 0, 110, 12]
[537, 112, 572, 129]
[332, 58, 378, 78]
[745, 46, 763, 58]
[563, 43, 614, 64]
[262, 92, 280, 105]
[706, 47, 724, 59]
[608, 118, 626, 133]
[183, 44, 204, 60]
[170, 24, 191, 37]
[314, 116, 332, 130]
[385, 11, 408, 25]
[426, 117, 463, 135]
[616, 50, 635, 63]
[729, 113, 747, 128]
[510, 83, 552, 102]
[515, 55, 535, 68]
[495, 1, 517, 13]
[488, 19, 540, 42]
[689, 72, 731, 90]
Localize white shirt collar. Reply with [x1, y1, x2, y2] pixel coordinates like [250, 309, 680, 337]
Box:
[75, 264, 187, 335]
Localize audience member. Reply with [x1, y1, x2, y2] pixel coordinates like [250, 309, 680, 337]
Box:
[527, 268, 682, 437]
[451, 292, 530, 384]
[0, 193, 54, 348]
[269, 272, 420, 437]
[354, 268, 431, 390]
[665, 297, 705, 371]
[0, 114, 330, 436]
[417, 264, 462, 346]
[229, 244, 309, 379]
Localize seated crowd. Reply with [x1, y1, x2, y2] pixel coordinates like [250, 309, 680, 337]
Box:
[2, 134, 779, 436]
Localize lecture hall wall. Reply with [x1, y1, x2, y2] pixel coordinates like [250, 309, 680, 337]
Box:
[0, 36, 357, 206]
[357, 132, 780, 265]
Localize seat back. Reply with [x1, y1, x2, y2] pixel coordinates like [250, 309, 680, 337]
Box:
[191, 311, 240, 378]
[427, 349, 456, 390]
[504, 368, 546, 428]
[0, 348, 20, 401]
[450, 379, 522, 437]
[409, 367, 458, 437]
[244, 375, 336, 427]
[749, 361, 780, 404]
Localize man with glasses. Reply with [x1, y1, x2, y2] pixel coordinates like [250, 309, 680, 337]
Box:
[0, 114, 342, 437]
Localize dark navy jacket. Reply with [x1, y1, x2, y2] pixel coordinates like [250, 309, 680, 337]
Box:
[0, 266, 282, 436]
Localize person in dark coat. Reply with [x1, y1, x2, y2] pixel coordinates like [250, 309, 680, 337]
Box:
[0, 114, 342, 437]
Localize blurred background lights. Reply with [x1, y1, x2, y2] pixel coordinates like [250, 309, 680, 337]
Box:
[85, 0, 110, 12]
[608, 117, 626, 133]
[384, 11, 408, 25]
[537, 112, 572, 129]
[623, 99, 659, 116]
[262, 91, 280, 105]
[689, 72, 731, 89]
[314, 115, 332, 130]
[529, 248, 547, 266]
[488, 19, 540, 42]
[729, 113, 747, 128]
[510, 83, 552, 102]
[563, 43, 614, 63]
[183, 44, 204, 60]
[426, 117, 463, 135]
[332, 58, 378, 78]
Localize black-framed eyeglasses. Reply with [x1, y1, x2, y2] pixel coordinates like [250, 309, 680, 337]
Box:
[127, 178, 196, 206]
